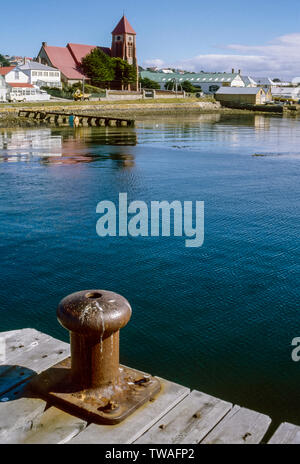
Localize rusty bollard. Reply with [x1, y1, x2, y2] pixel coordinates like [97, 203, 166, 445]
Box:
[29, 290, 161, 425]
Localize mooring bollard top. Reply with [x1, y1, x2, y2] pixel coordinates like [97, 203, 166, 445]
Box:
[57, 290, 132, 338]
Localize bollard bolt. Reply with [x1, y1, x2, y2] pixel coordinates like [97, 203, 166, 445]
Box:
[29, 290, 161, 424]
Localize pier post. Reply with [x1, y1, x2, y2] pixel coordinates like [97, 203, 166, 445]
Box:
[57, 290, 131, 389]
[29, 290, 160, 424]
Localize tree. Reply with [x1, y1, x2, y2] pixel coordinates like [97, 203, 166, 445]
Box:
[140, 77, 160, 90]
[81, 48, 136, 88]
[112, 58, 136, 86]
[181, 80, 198, 93]
[0, 54, 10, 67]
[81, 48, 114, 87]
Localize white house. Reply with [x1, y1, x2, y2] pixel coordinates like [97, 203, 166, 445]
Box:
[2, 66, 29, 85]
[0, 75, 8, 102]
[18, 62, 62, 88]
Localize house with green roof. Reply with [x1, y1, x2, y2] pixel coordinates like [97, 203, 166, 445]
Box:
[140, 70, 246, 94]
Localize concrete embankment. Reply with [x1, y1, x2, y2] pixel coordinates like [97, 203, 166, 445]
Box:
[0, 100, 221, 127]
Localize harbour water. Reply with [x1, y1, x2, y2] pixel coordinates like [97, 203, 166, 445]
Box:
[0, 113, 299, 426]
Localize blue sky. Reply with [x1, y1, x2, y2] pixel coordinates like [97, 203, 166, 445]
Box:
[1, 0, 300, 78]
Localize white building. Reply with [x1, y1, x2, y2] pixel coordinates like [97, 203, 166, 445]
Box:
[18, 62, 62, 88]
[1, 63, 61, 90]
[2, 67, 29, 85]
[0, 75, 9, 102]
[271, 86, 300, 100]
[140, 70, 246, 94]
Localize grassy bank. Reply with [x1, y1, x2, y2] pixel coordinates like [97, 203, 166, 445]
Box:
[0, 98, 222, 128]
[0, 97, 284, 128]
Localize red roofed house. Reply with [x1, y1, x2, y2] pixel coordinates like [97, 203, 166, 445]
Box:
[36, 15, 138, 90]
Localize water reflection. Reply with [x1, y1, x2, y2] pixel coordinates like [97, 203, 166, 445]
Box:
[0, 126, 137, 167]
[1, 113, 300, 166]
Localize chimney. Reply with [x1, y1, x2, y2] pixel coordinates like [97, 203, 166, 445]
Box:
[42, 42, 47, 47]
[232, 68, 235, 74]
[238, 69, 241, 75]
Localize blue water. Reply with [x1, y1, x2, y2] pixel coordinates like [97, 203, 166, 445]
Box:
[0, 113, 299, 426]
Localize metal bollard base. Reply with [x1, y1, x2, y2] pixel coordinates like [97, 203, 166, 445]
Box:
[28, 357, 161, 425]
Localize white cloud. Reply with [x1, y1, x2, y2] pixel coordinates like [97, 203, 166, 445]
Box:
[143, 58, 165, 68]
[142, 33, 300, 79]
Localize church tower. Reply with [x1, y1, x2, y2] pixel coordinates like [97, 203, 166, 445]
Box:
[111, 16, 138, 90]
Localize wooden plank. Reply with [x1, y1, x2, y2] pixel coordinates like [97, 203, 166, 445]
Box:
[20, 407, 87, 444]
[269, 422, 300, 444]
[135, 390, 232, 444]
[201, 405, 272, 444]
[0, 384, 46, 444]
[0, 329, 52, 365]
[0, 334, 70, 396]
[69, 378, 190, 444]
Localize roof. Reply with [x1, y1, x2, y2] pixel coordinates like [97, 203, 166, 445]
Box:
[216, 87, 264, 95]
[140, 70, 241, 84]
[9, 83, 34, 88]
[252, 77, 274, 85]
[42, 43, 111, 80]
[241, 76, 257, 87]
[18, 62, 59, 72]
[43, 45, 85, 80]
[67, 44, 110, 65]
[112, 15, 136, 35]
[0, 66, 15, 76]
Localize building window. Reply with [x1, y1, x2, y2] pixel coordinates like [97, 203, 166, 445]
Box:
[32, 71, 37, 76]
[44, 72, 48, 76]
[15, 71, 19, 80]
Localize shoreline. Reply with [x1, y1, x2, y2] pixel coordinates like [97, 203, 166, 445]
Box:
[0, 99, 284, 128]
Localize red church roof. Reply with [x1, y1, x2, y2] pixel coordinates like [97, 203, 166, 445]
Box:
[42, 44, 111, 80]
[112, 15, 136, 35]
[43, 45, 85, 80]
[67, 44, 111, 65]
[0, 67, 15, 76]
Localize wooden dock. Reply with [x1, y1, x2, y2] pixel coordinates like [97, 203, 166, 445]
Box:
[18, 110, 135, 127]
[0, 328, 299, 444]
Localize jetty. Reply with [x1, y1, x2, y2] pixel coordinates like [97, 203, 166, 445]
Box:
[1, 289, 300, 444]
[18, 110, 135, 127]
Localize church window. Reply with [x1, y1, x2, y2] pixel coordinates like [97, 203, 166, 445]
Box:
[128, 43, 133, 57]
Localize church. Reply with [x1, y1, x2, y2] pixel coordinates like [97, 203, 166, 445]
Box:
[36, 16, 138, 90]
